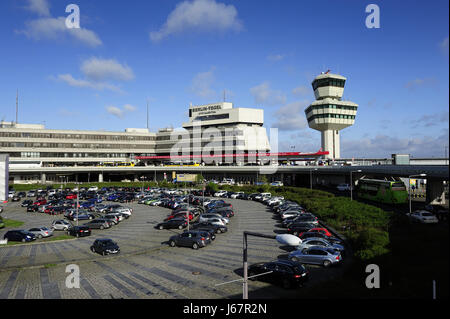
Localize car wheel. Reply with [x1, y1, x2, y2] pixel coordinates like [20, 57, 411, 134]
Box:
[76, 234, 79, 238]
[159, 225, 164, 230]
[217, 229, 222, 234]
[38, 234, 43, 239]
[169, 240, 176, 247]
[102, 251, 107, 256]
[22, 238, 26, 242]
[100, 226, 104, 230]
[178, 225, 183, 230]
[90, 247, 95, 253]
[323, 260, 331, 268]
[192, 243, 199, 250]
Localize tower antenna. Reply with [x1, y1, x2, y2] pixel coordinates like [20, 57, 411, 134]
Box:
[16, 89, 18, 125]
[146, 99, 149, 130]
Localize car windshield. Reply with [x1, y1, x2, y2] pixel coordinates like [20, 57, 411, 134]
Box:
[422, 213, 433, 216]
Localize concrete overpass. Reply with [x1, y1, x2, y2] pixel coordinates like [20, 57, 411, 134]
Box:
[9, 164, 448, 206]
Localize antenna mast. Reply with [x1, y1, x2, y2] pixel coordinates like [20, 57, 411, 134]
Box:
[146, 99, 149, 130]
[16, 89, 18, 125]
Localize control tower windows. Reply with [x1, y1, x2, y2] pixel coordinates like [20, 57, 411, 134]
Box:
[312, 78, 346, 90]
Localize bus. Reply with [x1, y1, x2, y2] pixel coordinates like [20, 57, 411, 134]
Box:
[356, 178, 408, 204]
[99, 162, 135, 167]
[163, 162, 200, 167]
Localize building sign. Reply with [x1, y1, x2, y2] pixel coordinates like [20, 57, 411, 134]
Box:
[175, 174, 197, 183]
[189, 104, 222, 117]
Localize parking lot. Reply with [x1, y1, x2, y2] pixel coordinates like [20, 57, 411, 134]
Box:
[0, 197, 350, 299]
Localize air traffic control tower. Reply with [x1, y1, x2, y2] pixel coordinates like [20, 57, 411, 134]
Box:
[304, 72, 358, 159]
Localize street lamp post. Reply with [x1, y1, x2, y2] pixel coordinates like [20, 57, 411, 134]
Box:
[409, 174, 427, 215]
[242, 231, 301, 299]
[310, 168, 318, 190]
[350, 170, 362, 201]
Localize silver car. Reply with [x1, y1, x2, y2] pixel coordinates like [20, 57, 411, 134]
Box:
[199, 213, 229, 224]
[28, 227, 54, 239]
[84, 219, 111, 230]
[296, 238, 345, 253]
[289, 246, 343, 267]
[51, 220, 71, 231]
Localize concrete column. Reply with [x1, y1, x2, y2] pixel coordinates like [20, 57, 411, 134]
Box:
[322, 130, 340, 159]
[41, 173, 46, 184]
[98, 173, 103, 183]
[426, 179, 446, 206]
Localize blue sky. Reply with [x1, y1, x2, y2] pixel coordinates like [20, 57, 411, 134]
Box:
[0, 0, 448, 158]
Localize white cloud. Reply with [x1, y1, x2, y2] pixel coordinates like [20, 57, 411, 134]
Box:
[292, 85, 309, 97]
[190, 67, 216, 99]
[24, 0, 50, 16]
[105, 104, 137, 118]
[440, 36, 449, 55]
[56, 74, 123, 93]
[410, 111, 449, 128]
[404, 77, 436, 91]
[106, 106, 124, 118]
[123, 104, 137, 112]
[341, 129, 450, 158]
[267, 54, 285, 62]
[250, 82, 286, 106]
[17, 16, 102, 47]
[150, 0, 242, 42]
[271, 100, 310, 131]
[81, 57, 134, 82]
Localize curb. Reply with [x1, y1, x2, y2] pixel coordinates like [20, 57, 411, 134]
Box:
[0, 237, 77, 248]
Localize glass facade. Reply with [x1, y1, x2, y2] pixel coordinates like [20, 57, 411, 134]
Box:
[305, 104, 357, 114]
[312, 78, 345, 90]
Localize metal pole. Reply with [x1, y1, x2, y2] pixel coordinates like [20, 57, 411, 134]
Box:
[76, 184, 79, 227]
[409, 177, 412, 215]
[310, 170, 312, 190]
[433, 280, 436, 299]
[350, 171, 353, 201]
[243, 232, 248, 299]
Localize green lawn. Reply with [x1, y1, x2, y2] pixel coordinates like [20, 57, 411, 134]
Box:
[2, 218, 25, 228]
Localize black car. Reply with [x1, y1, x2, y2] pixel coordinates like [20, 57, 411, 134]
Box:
[156, 218, 188, 230]
[27, 204, 39, 212]
[299, 232, 344, 245]
[184, 227, 216, 240]
[67, 225, 91, 237]
[12, 195, 21, 202]
[90, 238, 120, 255]
[236, 193, 249, 200]
[3, 230, 36, 242]
[191, 222, 228, 234]
[168, 230, 211, 249]
[286, 222, 316, 236]
[21, 200, 33, 207]
[247, 259, 309, 289]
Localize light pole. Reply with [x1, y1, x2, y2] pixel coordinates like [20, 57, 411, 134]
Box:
[350, 169, 362, 201]
[309, 168, 318, 189]
[242, 232, 301, 299]
[409, 174, 426, 215]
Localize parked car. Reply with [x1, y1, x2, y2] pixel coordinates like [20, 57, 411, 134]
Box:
[302, 227, 333, 237]
[156, 218, 188, 230]
[102, 214, 119, 225]
[84, 219, 111, 230]
[247, 259, 309, 289]
[199, 213, 229, 224]
[298, 232, 344, 245]
[52, 219, 72, 231]
[26, 205, 39, 212]
[28, 227, 53, 239]
[3, 230, 36, 242]
[67, 225, 91, 237]
[90, 238, 120, 255]
[406, 210, 439, 224]
[168, 230, 211, 249]
[191, 222, 228, 234]
[295, 237, 345, 253]
[21, 199, 34, 207]
[287, 222, 316, 236]
[289, 246, 342, 267]
[67, 212, 95, 221]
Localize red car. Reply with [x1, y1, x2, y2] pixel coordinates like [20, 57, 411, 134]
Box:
[300, 227, 333, 238]
[66, 193, 77, 200]
[165, 212, 194, 222]
[33, 199, 47, 206]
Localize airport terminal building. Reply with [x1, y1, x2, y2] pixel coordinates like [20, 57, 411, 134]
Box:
[0, 102, 271, 183]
